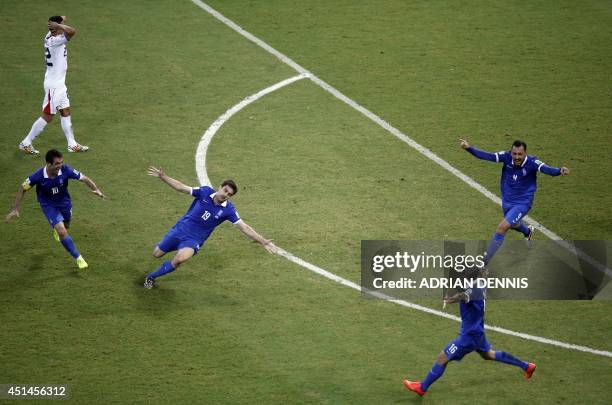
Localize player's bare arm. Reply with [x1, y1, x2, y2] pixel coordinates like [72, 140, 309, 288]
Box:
[442, 292, 469, 309]
[48, 19, 76, 39]
[80, 175, 105, 198]
[234, 220, 278, 254]
[147, 166, 191, 194]
[5, 186, 28, 222]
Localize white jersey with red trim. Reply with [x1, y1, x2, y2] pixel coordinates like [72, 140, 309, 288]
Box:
[43, 32, 70, 88]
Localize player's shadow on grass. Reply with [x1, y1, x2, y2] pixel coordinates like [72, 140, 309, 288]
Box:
[25, 253, 46, 272]
[131, 274, 183, 316]
[130, 272, 241, 316]
[0, 254, 79, 294]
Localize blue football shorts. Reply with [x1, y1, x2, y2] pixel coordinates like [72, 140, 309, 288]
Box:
[444, 333, 492, 361]
[503, 204, 531, 226]
[157, 227, 202, 255]
[40, 204, 72, 227]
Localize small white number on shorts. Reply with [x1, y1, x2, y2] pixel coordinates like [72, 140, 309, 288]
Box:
[448, 344, 458, 354]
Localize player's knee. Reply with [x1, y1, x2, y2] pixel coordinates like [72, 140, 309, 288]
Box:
[496, 223, 510, 234]
[436, 351, 449, 365]
[480, 350, 495, 361]
[152, 247, 165, 258]
[55, 226, 68, 238]
[42, 113, 54, 123]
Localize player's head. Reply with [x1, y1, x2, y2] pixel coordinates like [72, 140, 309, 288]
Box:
[48, 16, 64, 33]
[510, 140, 527, 166]
[45, 149, 64, 175]
[214, 180, 238, 204]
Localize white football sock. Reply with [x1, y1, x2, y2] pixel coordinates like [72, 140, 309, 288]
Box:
[22, 117, 47, 145]
[60, 115, 77, 147]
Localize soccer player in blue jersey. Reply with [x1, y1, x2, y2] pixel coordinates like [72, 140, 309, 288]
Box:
[403, 283, 536, 396]
[5, 149, 105, 269]
[460, 138, 570, 266]
[144, 166, 278, 289]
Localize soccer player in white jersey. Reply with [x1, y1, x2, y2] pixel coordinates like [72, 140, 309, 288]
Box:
[19, 16, 89, 155]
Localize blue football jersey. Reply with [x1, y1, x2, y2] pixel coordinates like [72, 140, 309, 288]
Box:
[173, 185, 241, 242]
[23, 164, 82, 207]
[494, 152, 545, 207]
[459, 287, 486, 336]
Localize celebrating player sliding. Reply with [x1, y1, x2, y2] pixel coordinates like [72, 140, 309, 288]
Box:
[144, 166, 278, 289]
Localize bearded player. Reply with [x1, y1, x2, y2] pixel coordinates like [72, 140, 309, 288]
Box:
[459, 138, 570, 267]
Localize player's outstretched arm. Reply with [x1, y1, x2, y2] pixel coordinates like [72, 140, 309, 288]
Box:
[147, 166, 191, 194]
[233, 220, 279, 254]
[459, 138, 498, 162]
[5, 187, 28, 222]
[80, 175, 105, 198]
[539, 164, 570, 177]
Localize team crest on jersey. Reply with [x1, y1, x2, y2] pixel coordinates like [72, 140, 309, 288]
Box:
[513, 174, 518, 181]
[214, 209, 223, 219]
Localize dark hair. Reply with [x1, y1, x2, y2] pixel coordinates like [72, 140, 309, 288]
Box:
[512, 140, 527, 151]
[48, 16, 64, 24]
[221, 180, 238, 195]
[45, 149, 63, 163]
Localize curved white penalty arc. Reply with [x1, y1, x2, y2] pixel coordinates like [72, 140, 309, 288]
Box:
[194, 77, 612, 359]
[195, 73, 309, 186]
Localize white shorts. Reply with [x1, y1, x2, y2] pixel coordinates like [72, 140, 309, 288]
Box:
[41, 86, 70, 115]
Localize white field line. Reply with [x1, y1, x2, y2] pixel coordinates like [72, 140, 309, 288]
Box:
[195, 73, 308, 185]
[190, 0, 611, 279]
[194, 77, 612, 358]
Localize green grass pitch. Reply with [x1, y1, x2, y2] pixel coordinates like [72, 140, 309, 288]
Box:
[1, 0, 611, 403]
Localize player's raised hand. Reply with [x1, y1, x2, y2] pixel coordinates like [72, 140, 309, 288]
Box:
[147, 166, 164, 178]
[5, 209, 20, 223]
[560, 167, 570, 176]
[459, 138, 470, 149]
[48, 21, 60, 30]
